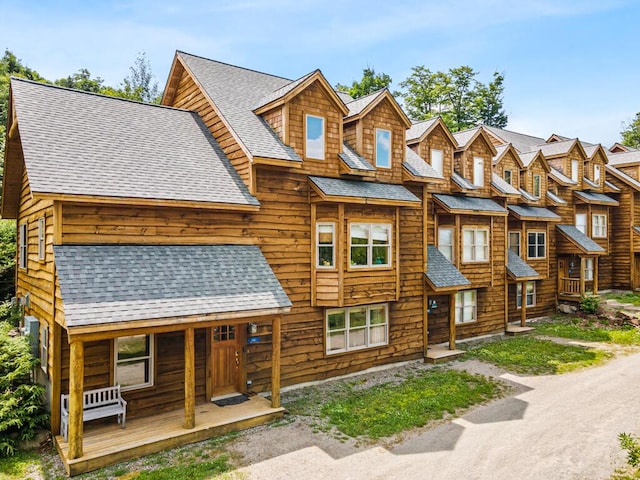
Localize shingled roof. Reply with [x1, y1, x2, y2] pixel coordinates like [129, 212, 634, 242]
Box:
[425, 245, 471, 291]
[54, 244, 292, 328]
[556, 225, 606, 254]
[403, 148, 445, 180]
[508, 205, 561, 221]
[507, 251, 541, 280]
[492, 173, 520, 196]
[6, 78, 259, 211]
[483, 125, 546, 153]
[309, 176, 420, 205]
[433, 194, 508, 215]
[339, 143, 375, 172]
[573, 190, 619, 206]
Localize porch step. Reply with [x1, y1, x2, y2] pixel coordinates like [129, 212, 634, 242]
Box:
[506, 326, 535, 336]
[425, 346, 465, 364]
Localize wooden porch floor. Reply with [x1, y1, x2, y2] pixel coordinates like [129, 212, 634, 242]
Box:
[54, 395, 284, 476]
[425, 345, 465, 364]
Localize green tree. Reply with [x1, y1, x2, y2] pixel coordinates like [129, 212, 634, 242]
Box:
[473, 71, 508, 128]
[336, 67, 392, 99]
[55, 68, 104, 93]
[104, 52, 161, 103]
[621, 112, 640, 149]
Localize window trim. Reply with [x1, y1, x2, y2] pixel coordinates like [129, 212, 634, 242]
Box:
[508, 231, 521, 256]
[305, 114, 325, 160]
[527, 231, 546, 259]
[455, 290, 477, 324]
[375, 128, 392, 169]
[430, 148, 443, 175]
[40, 323, 48, 375]
[18, 223, 27, 270]
[516, 281, 536, 309]
[462, 227, 489, 263]
[316, 222, 336, 269]
[37, 217, 45, 261]
[325, 304, 389, 355]
[571, 159, 579, 182]
[473, 156, 484, 187]
[114, 334, 154, 391]
[532, 174, 541, 198]
[592, 214, 607, 238]
[504, 169, 512, 186]
[349, 223, 392, 269]
[437, 227, 455, 262]
[594, 164, 601, 183]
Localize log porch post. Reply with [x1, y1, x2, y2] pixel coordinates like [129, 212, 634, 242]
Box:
[68, 340, 84, 460]
[448, 293, 456, 350]
[593, 257, 599, 294]
[580, 257, 586, 296]
[521, 282, 527, 327]
[271, 315, 281, 408]
[184, 327, 195, 429]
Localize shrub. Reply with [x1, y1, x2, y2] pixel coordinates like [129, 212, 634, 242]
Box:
[580, 295, 600, 315]
[620, 432, 640, 468]
[0, 302, 22, 327]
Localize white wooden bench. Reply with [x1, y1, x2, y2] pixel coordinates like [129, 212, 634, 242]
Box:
[60, 385, 127, 441]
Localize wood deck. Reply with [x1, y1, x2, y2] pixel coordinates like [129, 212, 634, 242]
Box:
[54, 395, 284, 476]
[425, 345, 465, 363]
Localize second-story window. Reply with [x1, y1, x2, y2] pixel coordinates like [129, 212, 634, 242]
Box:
[375, 129, 391, 168]
[508, 231, 520, 256]
[594, 164, 601, 183]
[504, 169, 512, 185]
[533, 175, 541, 197]
[571, 159, 579, 182]
[592, 214, 607, 238]
[575, 213, 587, 234]
[317, 223, 335, 268]
[431, 149, 443, 175]
[350, 223, 391, 268]
[462, 228, 488, 262]
[37, 217, 45, 261]
[438, 227, 454, 262]
[473, 157, 484, 186]
[527, 231, 546, 259]
[305, 114, 325, 160]
[19, 223, 27, 270]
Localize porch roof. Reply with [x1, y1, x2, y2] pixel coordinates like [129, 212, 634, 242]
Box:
[633, 226, 640, 236]
[432, 193, 508, 216]
[546, 190, 567, 205]
[403, 147, 445, 181]
[309, 176, 421, 206]
[54, 244, 292, 328]
[338, 143, 375, 172]
[507, 251, 541, 280]
[573, 190, 619, 206]
[508, 205, 561, 221]
[425, 245, 471, 291]
[556, 225, 606, 254]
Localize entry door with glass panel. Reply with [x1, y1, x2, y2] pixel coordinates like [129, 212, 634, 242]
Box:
[211, 325, 242, 397]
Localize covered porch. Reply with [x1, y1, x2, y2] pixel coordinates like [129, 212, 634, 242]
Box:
[556, 224, 605, 301]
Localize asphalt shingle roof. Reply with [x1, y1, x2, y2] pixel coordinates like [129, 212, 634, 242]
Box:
[483, 126, 546, 153]
[507, 251, 540, 280]
[492, 173, 520, 195]
[253, 70, 316, 110]
[406, 118, 439, 142]
[403, 148, 444, 179]
[178, 52, 302, 163]
[519, 151, 540, 167]
[606, 165, 640, 191]
[451, 172, 478, 190]
[344, 89, 386, 119]
[633, 226, 640, 236]
[339, 143, 375, 171]
[550, 167, 577, 185]
[309, 176, 420, 203]
[534, 140, 576, 157]
[607, 150, 640, 166]
[452, 128, 479, 148]
[425, 245, 471, 289]
[433, 194, 508, 215]
[54, 244, 291, 328]
[574, 190, 619, 206]
[508, 205, 561, 221]
[518, 188, 539, 202]
[11, 78, 259, 206]
[556, 225, 606, 254]
[546, 190, 567, 205]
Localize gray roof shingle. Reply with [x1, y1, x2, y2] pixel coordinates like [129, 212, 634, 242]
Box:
[54, 244, 291, 327]
[12, 78, 259, 207]
[608, 150, 640, 166]
[483, 126, 546, 152]
[574, 190, 619, 206]
[403, 148, 444, 179]
[344, 89, 386, 119]
[253, 70, 316, 110]
[507, 251, 541, 280]
[606, 165, 640, 191]
[309, 176, 420, 203]
[451, 172, 478, 190]
[556, 225, 606, 253]
[433, 194, 508, 215]
[546, 190, 567, 205]
[550, 167, 577, 185]
[425, 245, 471, 289]
[406, 118, 439, 142]
[492, 173, 520, 195]
[508, 205, 561, 221]
[339, 143, 375, 171]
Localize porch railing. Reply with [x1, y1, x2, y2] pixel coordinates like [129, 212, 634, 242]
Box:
[560, 277, 581, 294]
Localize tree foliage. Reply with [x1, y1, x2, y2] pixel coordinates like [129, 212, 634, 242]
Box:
[397, 65, 507, 132]
[55, 68, 105, 93]
[621, 112, 640, 149]
[336, 67, 392, 99]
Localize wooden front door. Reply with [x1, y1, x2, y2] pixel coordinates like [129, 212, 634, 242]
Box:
[211, 325, 242, 397]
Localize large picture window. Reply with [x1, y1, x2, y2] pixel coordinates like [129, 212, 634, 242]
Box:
[592, 214, 607, 238]
[455, 290, 477, 324]
[305, 114, 325, 160]
[375, 129, 392, 168]
[527, 231, 546, 259]
[326, 304, 388, 354]
[115, 334, 153, 391]
[350, 223, 391, 267]
[18, 223, 27, 269]
[438, 227, 454, 262]
[517, 281, 536, 308]
[431, 149, 443, 175]
[316, 223, 335, 268]
[462, 228, 488, 262]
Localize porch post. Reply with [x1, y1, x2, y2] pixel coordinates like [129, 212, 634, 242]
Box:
[521, 282, 527, 327]
[184, 327, 195, 429]
[271, 315, 281, 408]
[449, 293, 456, 350]
[580, 257, 586, 296]
[593, 258, 599, 294]
[68, 340, 84, 460]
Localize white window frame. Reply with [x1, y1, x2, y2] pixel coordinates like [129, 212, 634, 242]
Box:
[592, 214, 607, 238]
[575, 213, 587, 234]
[349, 223, 392, 268]
[517, 281, 536, 308]
[571, 159, 579, 182]
[533, 174, 541, 198]
[508, 231, 521, 256]
[584, 258, 594, 281]
[594, 164, 601, 183]
[316, 222, 335, 269]
[375, 128, 392, 169]
[504, 169, 512, 186]
[455, 290, 477, 324]
[40, 323, 48, 375]
[305, 114, 325, 160]
[114, 334, 154, 391]
[438, 227, 454, 262]
[473, 156, 484, 187]
[430, 148, 443, 175]
[326, 304, 389, 354]
[18, 223, 27, 270]
[462, 228, 489, 263]
[527, 231, 546, 259]
[37, 217, 45, 261]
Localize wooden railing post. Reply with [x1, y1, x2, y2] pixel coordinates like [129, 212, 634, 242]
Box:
[521, 282, 527, 327]
[184, 328, 195, 429]
[271, 315, 281, 408]
[449, 293, 456, 350]
[68, 340, 84, 459]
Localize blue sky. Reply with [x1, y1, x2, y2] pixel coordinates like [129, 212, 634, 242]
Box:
[1, 0, 639, 146]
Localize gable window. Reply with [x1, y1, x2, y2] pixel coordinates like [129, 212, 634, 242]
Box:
[438, 227, 454, 262]
[527, 232, 546, 259]
[508, 231, 521, 256]
[40, 323, 48, 375]
[575, 213, 587, 234]
[592, 214, 607, 238]
[473, 157, 484, 186]
[462, 228, 488, 262]
[431, 149, 443, 175]
[375, 129, 392, 168]
[594, 164, 601, 183]
[455, 290, 477, 324]
[37, 217, 45, 261]
[350, 223, 391, 268]
[326, 304, 388, 354]
[571, 159, 579, 182]
[317, 223, 335, 268]
[517, 281, 536, 308]
[115, 334, 154, 391]
[504, 169, 512, 186]
[305, 114, 325, 160]
[533, 174, 541, 197]
[18, 223, 27, 270]
[584, 258, 594, 281]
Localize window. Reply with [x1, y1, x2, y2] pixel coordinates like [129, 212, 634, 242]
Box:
[584, 258, 594, 281]
[438, 227, 454, 262]
[533, 175, 541, 197]
[517, 281, 536, 308]
[594, 164, 601, 183]
[317, 223, 335, 268]
[473, 157, 484, 186]
[40, 324, 48, 375]
[431, 149, 443, 175]
[37, 217, 45, 260]
[326, 304, 388, 354]
[375, 129, 392, 168]
[305, 114, 325, 160]
[592, 214, 607, 238]
[571, 159, 579, 182]
[508, 231, 521, 256]
[527, 232, 546, 259]
[18, 223, 27, 269]
[575, 213, 587, 234]
[115, 334, 153, 390]
[350, 223, 391, 267]
[455, 290, 477, 324]
[462, 228, 488, 262]
[504, 169, 512, 186]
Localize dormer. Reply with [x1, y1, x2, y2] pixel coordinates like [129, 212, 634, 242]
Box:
[342, 89, 411, 183]
[405, 116, 456, 183]
[538, 139, 587, 189]
[452, 126, 498, 197]
[491, 144, 522, 201]
[582, 144, 608, 191]
[518, 150, 550, 206]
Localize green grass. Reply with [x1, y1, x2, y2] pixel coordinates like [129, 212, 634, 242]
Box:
[535, 322, 640, 345]
[466, 337, 612, 375]
[319, 369, 502, 439]
[130, 456, 230, 479]
[602, 292, 640, 306]
[0, 449, 41, 480]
